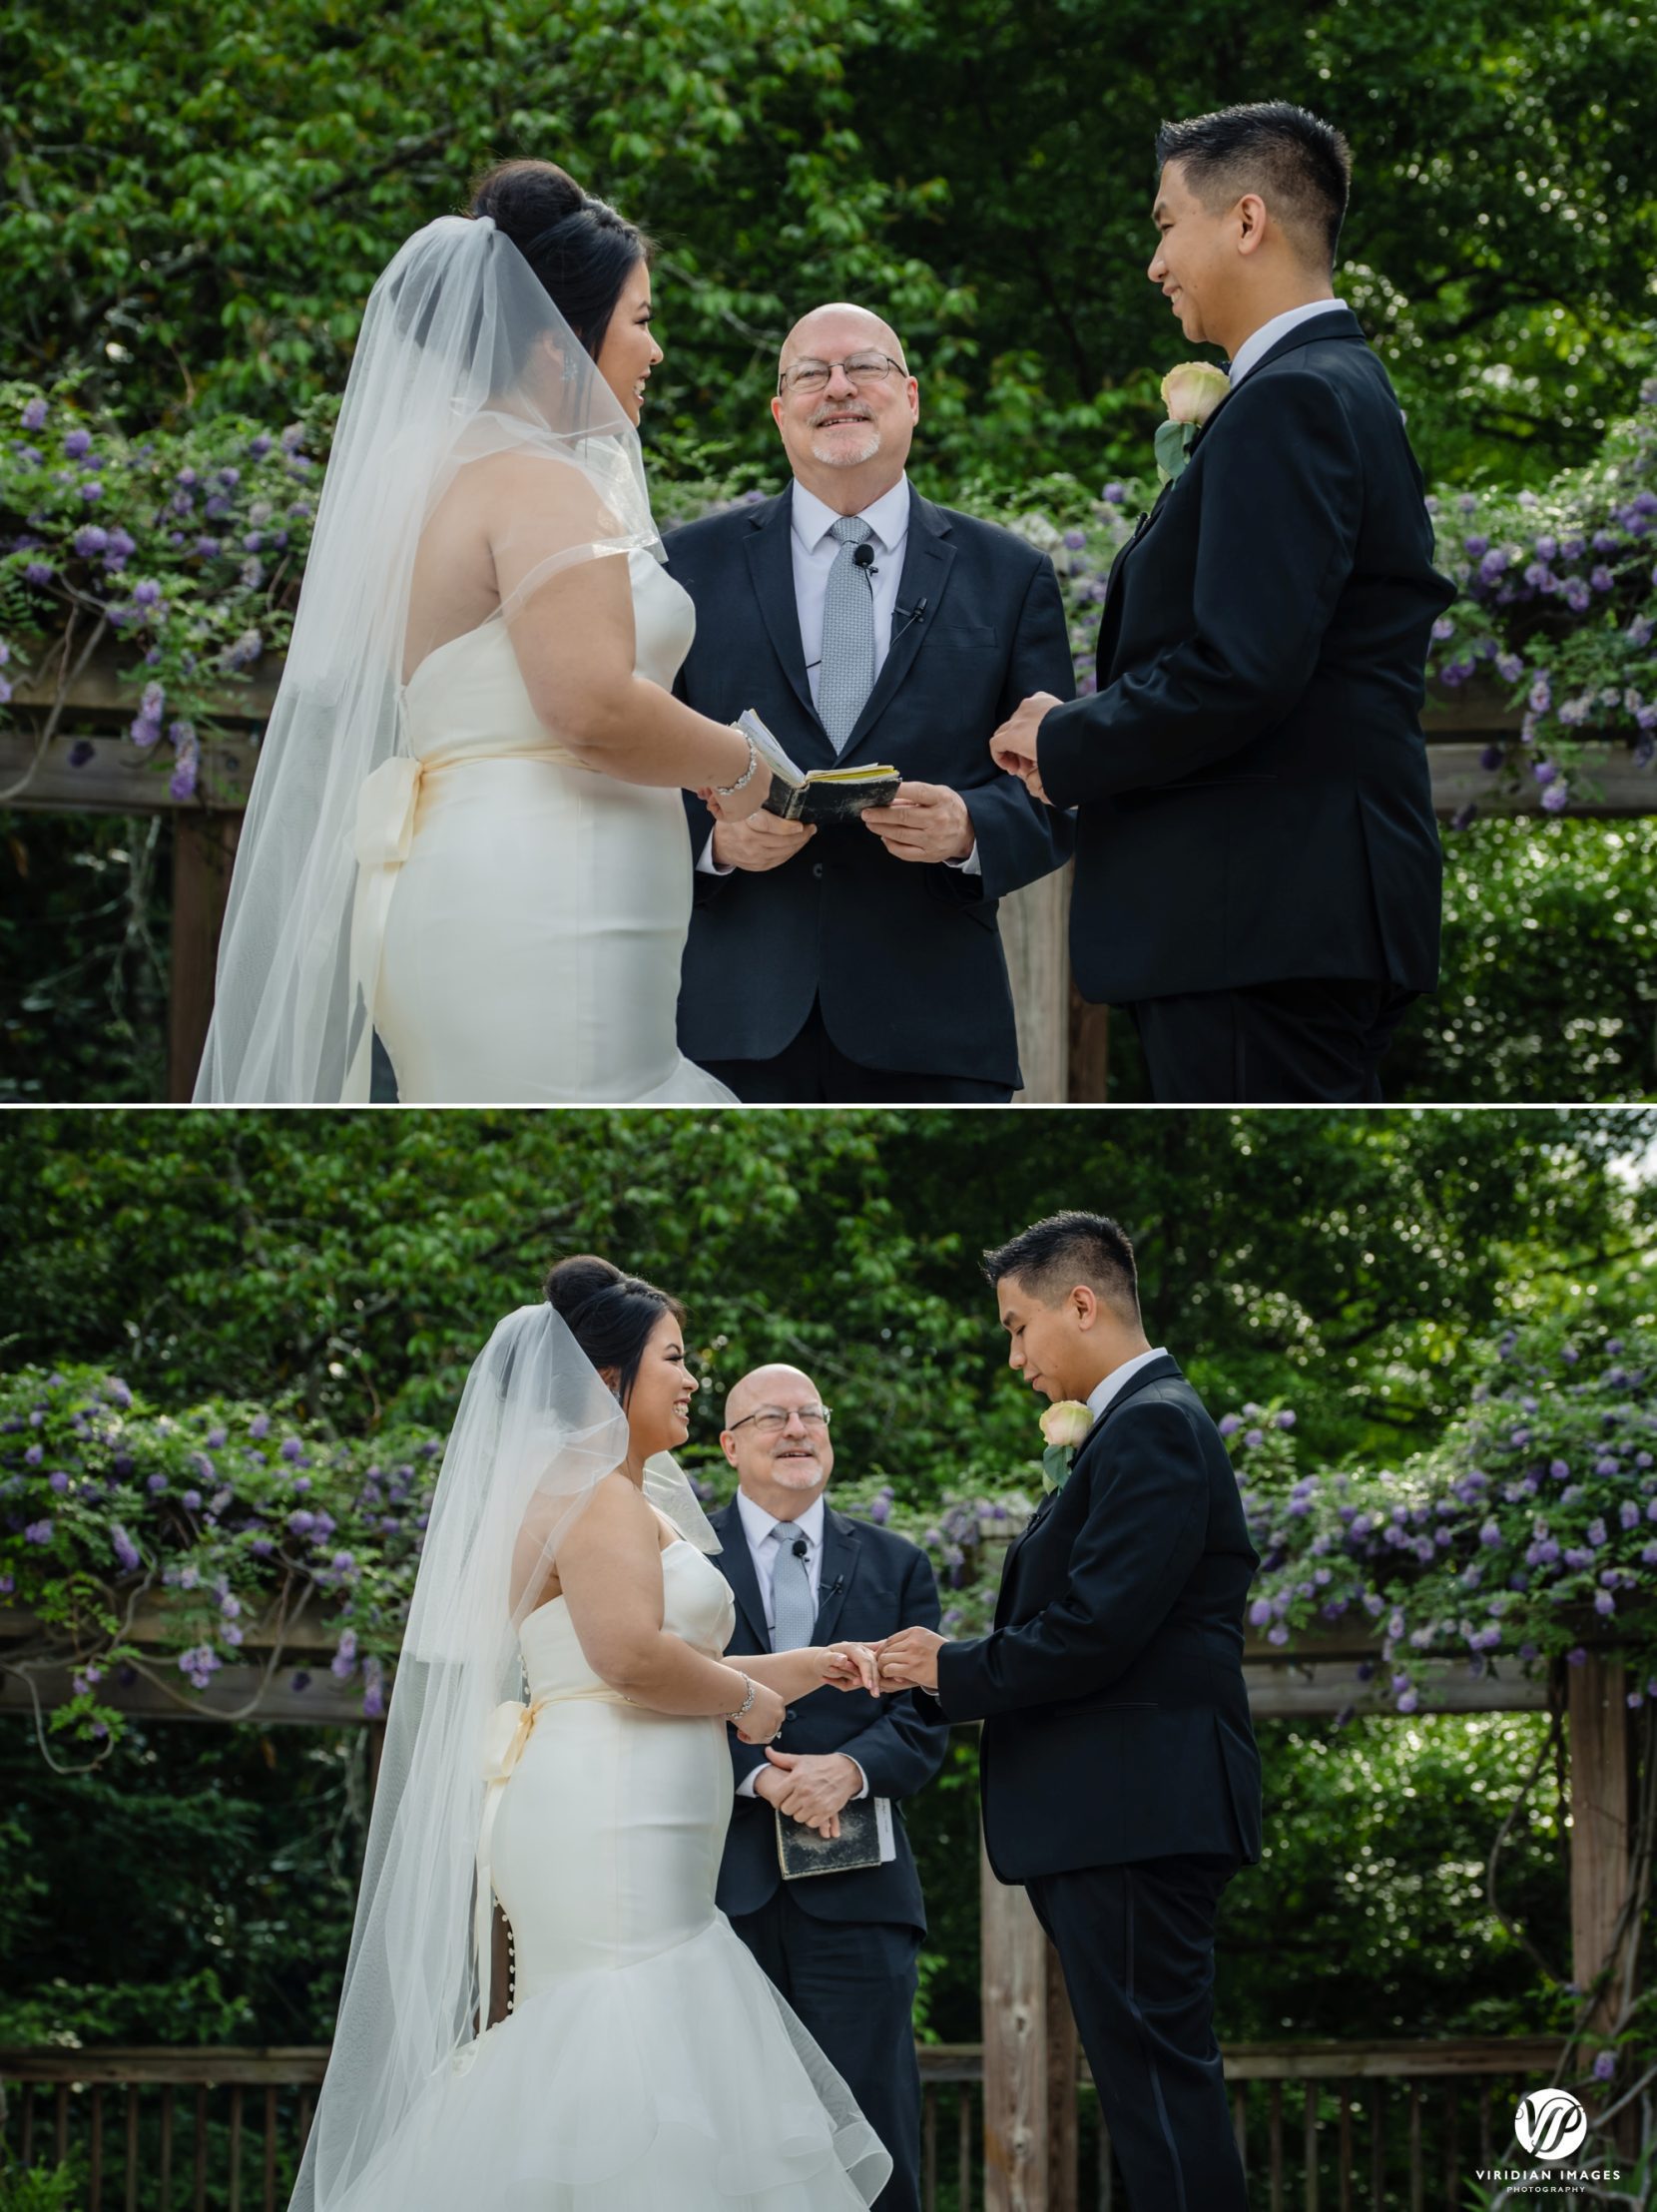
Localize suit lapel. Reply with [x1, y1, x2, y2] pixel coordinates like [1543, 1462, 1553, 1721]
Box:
[743, 485, 822, 736]
[709, 1501, 770, 1649]
[813, 1508, 861, 1644]
[839, 488, 956, 760]
[999, 1356, 1186, 1585]
[1093, 316, 1360, 676]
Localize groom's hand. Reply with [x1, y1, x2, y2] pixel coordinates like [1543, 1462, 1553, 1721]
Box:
[712, 813, 817, 871]
[755, 1750, 860, 1838]
[989, 693, 1061, 806]
[861, 781, 974, 863]
[872, 1626, 946, 1693]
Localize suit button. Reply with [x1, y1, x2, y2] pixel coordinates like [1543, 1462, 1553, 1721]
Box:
[811, 862, 824, 880]
[787, 1707, 799, 1720]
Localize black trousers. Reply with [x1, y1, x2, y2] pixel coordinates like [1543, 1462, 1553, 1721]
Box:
[728, 1886, 924, 2212]
[1027, 1856, 1246, 2212]
[700, 997, 1012, 1104]
[1129, 976, 1417, 1103]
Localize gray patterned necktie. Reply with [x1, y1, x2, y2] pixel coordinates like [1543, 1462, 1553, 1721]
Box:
[818, 515, 875, 752]
[771, 1525, 817, 1651]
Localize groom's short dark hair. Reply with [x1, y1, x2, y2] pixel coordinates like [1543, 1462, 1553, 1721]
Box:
[982, 1212, 1140, 1323]
[1156, 102, 1352, 268]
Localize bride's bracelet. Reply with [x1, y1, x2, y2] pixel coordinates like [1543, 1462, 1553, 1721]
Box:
[713, 730, 759, 798]
[729, 1671, 758, 1721]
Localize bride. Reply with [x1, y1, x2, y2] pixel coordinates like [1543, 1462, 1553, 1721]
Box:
[291, 1256, 894, 2211]
[196, 162, 771, 1103]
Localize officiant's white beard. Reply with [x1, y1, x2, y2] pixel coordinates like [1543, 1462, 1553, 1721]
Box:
[810, 421, 882, 468]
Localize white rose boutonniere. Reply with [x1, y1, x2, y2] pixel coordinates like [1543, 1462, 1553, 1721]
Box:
[1155, 361, 1231, 485]
[1037, 1398, 1092, 1492]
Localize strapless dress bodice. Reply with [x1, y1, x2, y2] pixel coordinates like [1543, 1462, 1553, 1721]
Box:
[401, 548, 696, 766]
[518, 1540, 735, 1703]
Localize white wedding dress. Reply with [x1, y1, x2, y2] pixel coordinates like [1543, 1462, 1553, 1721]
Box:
[336, 1538, 890, 2209]
[369, 548, 735, 1104]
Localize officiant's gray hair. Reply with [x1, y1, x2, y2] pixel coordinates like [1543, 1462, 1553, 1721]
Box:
[983, 1212, 1140, 1324]
[1155, 102, 1352, 268]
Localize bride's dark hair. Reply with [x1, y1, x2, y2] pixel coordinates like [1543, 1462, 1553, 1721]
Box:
[544, 1255, 685, 1404]
[469, 160, 654, 359]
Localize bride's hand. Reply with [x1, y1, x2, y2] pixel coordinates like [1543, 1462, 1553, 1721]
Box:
[734, 1679, 787, 1745]
[820, 1642, 880, 1695]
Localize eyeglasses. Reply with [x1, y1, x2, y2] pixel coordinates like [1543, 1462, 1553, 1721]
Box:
[727, 1405, 833, 1434]
[778, 353, 908, 396]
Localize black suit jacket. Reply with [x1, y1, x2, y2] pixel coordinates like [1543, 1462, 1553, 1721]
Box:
[709, 1499, 950, 1931]
[666, 483, 1075, 1086]
[935, 1357, 1264, 1885]
[1038, 308, 1454, 1006]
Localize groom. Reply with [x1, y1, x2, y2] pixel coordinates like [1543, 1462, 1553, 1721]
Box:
[876, 1212, 1263, 2212]
[991, 102, 1455, 1103]
[709, 1361, 950, 2212]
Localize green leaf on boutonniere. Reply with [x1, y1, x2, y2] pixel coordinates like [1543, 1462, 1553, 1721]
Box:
[1154, 417, 1194, 486]
[1041, 1441, 1072, 1493]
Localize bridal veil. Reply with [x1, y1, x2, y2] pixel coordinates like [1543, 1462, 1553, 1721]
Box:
[195, 214, 662, 1101]
[286, 1304, 718, 2212]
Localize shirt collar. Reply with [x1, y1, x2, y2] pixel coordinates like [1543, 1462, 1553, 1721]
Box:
[736, 1486, 827, 1552]
[1227, 298, 1343, 388]
[1084, 1347, 1171, 1425]
[792, 471, 911, 557]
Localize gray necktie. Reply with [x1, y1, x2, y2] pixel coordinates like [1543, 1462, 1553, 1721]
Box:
[771, 1526, 817, 1651]
[818, 515, 875, 752]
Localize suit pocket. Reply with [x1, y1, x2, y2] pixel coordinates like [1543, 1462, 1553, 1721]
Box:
[928, 621, 997, 649]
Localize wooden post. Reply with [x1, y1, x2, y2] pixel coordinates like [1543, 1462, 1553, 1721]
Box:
[1001, 864, 1071, 1104]
[1068, 978, 1110, 1102]
[980, 1833, 1079, 2212]
[1566, 1652, 1638, 2159]
[1567, 1653, 1633, 2028]
[168, 812, 241, 1100]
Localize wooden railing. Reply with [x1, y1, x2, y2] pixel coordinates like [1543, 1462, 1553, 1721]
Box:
[0, 2038, 1577, 2212]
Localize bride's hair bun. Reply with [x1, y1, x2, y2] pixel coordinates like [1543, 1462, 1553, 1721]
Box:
[544, 1255, 685, 1405]
[468, 159, 654, 359]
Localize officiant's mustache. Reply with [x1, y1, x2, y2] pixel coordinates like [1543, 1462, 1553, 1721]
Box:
[809, 402, 874, 427]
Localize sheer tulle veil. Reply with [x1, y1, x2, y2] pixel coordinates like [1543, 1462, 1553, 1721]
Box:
[195, 214, 662, 1102]
[286, 1303, 719, 2212]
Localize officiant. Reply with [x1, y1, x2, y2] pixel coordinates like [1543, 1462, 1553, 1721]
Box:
[707, 1363, 950, 2212]
[666, 302, 1074, 1102]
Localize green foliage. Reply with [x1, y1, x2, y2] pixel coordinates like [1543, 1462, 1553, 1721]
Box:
[0, 1717, 368, 2046]
[6, 0, 1656, 488]
[2, 1107, 1651, 1461]
[1227, 1713, 1568, 2037]
[1242, 1320, 1657, 1693]
[0, 815, 170, 1104]
[0, 2162, 85, 2212]
[1389, 819, 1657, 1102]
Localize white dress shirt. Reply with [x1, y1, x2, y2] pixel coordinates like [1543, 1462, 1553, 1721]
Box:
[697, 469, 980, 876]
[731, 1487, 866, 1799]
[1226, 297, 1342, 387]
[1084, 1346, 1172, 1426]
